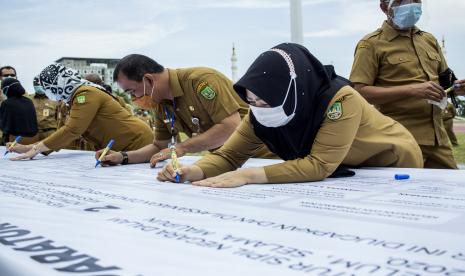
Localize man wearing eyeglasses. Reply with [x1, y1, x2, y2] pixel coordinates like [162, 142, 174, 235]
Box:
[350, 0, 465, 169]
[95, 54, 272, 167]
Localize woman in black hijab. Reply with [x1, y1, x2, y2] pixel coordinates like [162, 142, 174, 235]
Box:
[158, 43, 423, 187]
[0, 78, 38, 145]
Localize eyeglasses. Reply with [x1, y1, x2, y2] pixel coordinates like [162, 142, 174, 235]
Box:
[2, 74, 16, 78]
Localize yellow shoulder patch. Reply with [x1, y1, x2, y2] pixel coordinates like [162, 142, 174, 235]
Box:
[196, 81, 208, 93]
[357, 42, 370, 50]
[335, 95, 346, 102]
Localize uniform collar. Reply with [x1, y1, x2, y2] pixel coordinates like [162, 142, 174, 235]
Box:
[168, 69, 184, 98]
[382, 21, 421, 41]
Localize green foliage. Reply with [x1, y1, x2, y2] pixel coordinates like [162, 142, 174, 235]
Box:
[112, 88, 131, 104]
[453, 133, 465, 165]
[456, 97, 465, 117]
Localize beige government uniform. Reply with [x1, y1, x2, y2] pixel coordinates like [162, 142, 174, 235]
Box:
[350, 21, 457, 169]
[443, 102, 458, 146]
[152, 68, 272, 157]
[28, 95, 59, 140]
[43, 86, 154, 152]
[195, 86, 423, 183]
[56, 100, 94, 150]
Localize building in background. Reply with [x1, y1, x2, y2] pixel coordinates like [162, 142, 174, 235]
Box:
[55, 57, 120, 88]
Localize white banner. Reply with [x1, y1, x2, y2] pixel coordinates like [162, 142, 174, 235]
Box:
[1, 147, 464, 276]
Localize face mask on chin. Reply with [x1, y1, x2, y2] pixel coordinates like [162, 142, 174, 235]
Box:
[250, 72, 298, 128]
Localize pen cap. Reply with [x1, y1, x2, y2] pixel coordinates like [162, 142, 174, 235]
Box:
[107, 139, 115, 148]
[394, 174, 410, 180]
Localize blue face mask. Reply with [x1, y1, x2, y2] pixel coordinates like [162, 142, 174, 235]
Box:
[34, 85, 45, 94]
[392, 3, 422, 30]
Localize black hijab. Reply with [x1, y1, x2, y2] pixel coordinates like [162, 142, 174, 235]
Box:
[234, 43, 350, 160]
[0, 78, 38, 137]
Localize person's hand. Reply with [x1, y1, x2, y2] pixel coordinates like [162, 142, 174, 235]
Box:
[453, 80, 465, 96]
[150, 146, 185, 168]
[9, 146, 41, 161]
[156, 162, 186, 182]
[157, 164, 204, 183]
[5, 143, 33, 154]
[94, 149, 122, 166]
[409, 81, 445, 102]
[192, 171, 249, 188]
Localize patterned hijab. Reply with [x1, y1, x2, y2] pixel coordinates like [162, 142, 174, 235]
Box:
[35, 63, 105, 102]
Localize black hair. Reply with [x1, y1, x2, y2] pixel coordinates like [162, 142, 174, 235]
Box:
[0, 66, 17, 77]
[113, 54, 164, 82]
[102, 83, 113, 93]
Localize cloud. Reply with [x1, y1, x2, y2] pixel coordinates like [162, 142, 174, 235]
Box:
[187, 0, 347, 9]
[1, 0, 465, 92]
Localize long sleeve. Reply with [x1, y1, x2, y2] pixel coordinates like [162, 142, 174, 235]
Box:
[264, 93, 362, 183]
[194, 114, 268, 178]
[43, 90, 100, 151]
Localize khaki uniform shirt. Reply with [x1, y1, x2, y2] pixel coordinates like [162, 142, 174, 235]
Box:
[153, 68, 248, 141]
[28, 95, 58, 131]
[43, 86, 154, 151]
[350, 21, 449, 146]
[56, 101, 68, 129]
[195, 86, 423, 183]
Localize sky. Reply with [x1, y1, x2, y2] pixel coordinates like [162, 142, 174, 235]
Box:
[1, 0, 465, 92]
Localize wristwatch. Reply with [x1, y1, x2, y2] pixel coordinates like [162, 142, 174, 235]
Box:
[120, 151, 129, 165]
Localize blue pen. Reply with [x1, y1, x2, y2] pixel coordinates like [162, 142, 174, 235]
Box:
[95, 139, 115, 168]
[4, 136, 22, 156]
[395, 174, 410, 180]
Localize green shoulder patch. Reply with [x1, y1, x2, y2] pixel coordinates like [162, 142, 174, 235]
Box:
[197, 81, 216, 100]
[327, 101, 343, 121]
[76, 95, 86, 104]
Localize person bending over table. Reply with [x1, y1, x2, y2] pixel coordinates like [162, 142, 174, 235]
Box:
[6, 64, 153, 159]
[158, 43, 423, 187]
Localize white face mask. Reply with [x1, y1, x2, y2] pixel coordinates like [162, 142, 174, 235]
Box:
[250, 72, 298, 128]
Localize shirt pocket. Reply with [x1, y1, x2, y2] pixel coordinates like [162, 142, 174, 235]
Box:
[384, 55, 413, 79]
[386, 55, 412, 65]
[423, 51, 441, 79]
